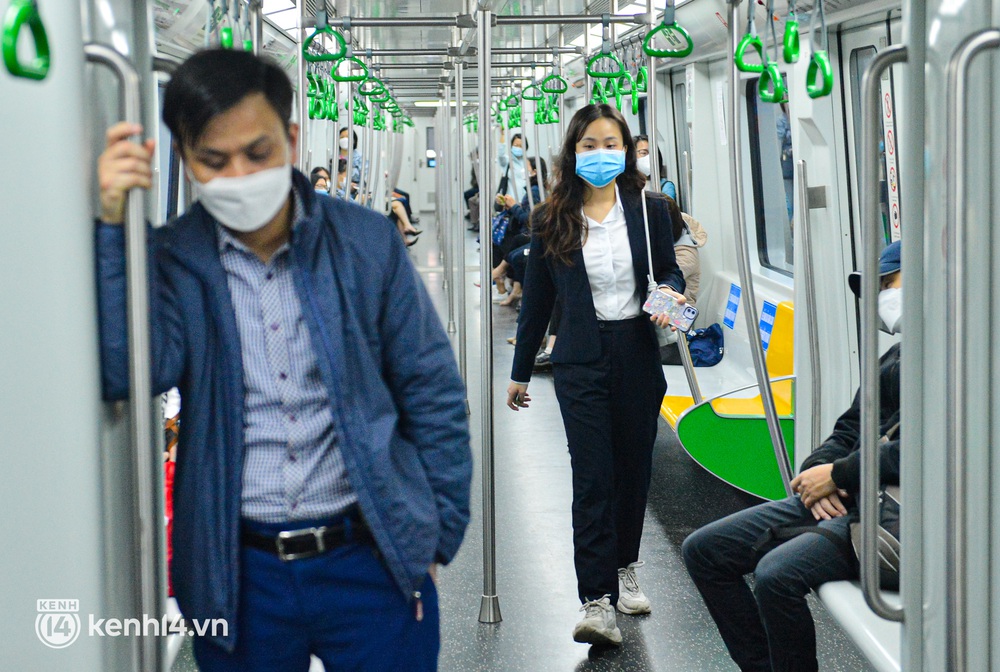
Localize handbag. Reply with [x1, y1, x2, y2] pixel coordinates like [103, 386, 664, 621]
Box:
[687, 324, 724, 367]
[491, 211, 511, 247]
[848, 422, 902, 590]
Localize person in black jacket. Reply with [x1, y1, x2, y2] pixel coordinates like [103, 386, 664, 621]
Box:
[492, 157, 548, 307]
[506, 104, 685, 647]
[682, 241, 903, 672]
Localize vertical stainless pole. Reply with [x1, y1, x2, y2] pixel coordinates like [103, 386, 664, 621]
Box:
[297, 4, 308, 171]
[455, 59, 469, 389]
[344, 1, 355, 200]
[444, 82, 457, 333]
[726, 0, 793, 494]
[477, 3, 501, 625]
[248, 0, 263, 56]
[643, 0, 699, 402]
[84, 43, 163, 672]
[530, 59, 545, 201]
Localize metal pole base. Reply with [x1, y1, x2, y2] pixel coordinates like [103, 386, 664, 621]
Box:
[478, 594, 502, 623]
[447, 321, 457, 333]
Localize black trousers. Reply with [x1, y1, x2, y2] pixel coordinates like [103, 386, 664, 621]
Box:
[552, 317, 666, 604]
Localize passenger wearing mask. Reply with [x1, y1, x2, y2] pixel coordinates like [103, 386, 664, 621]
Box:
[338, 126, 362, 184]
[492, 156, 548, 307]
[634, 135, 677, 200]
[310, 166, 332, 195]
[497, 130, 529, 203]
[507, 104, 685, 647]
[664, 195, 707, 307]
[683, 241, 903, 672]
[94, 49, 471, 671]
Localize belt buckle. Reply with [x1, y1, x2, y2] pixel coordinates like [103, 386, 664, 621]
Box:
[276, 526, 326, 561]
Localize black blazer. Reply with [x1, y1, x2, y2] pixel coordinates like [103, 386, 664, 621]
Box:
[511, 187, 685, 383]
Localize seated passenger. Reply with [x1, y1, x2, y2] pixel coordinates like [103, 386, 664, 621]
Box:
[682, 241, 903, 672]
[634, 135, 676, 199]
[492, 157, 547, 307]
[664, 196, 707, 307]
[310, 166, 332, 195]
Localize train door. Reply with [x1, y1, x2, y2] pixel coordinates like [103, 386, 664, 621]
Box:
[840, 15, 903, 252]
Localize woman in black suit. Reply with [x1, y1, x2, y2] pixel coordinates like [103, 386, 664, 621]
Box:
[506, 104, 685, 647]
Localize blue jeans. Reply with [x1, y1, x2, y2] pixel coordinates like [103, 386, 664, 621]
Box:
[193, 518, 439, 672]
[682, 496, 855, 672]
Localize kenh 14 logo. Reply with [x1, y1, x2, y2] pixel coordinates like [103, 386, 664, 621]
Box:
[36, 599, 81, 649]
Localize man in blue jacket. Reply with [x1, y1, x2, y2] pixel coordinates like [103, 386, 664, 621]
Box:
[95, 49, 471, 671]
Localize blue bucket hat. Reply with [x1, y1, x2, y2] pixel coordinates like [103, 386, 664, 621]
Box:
[848, 240, 901, 298]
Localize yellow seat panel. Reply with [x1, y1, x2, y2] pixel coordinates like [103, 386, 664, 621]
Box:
[662, 394, 695, 428]
[709, 379, 794, 418]
[660, 301, 796, 425]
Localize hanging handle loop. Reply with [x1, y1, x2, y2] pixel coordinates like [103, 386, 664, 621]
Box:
[642, 0, 694, 58]
[303, 26, 348, 63]
[2, 0, 50, 81]
[806, 51, 834, 98]
[758, 62, 788, 103]
[783, 0, 800, 64]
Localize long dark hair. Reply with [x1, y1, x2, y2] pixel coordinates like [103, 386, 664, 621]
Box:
[537, 104, 646, 264]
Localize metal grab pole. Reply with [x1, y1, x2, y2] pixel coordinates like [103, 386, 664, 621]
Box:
[455, 59, 469, 389]
[444, 83, 457, 333]
[682, 150, 692, 213]
[859, 44, 908, 623]
[84, 43, 163, 672]
[297, 4, 308, 171]
[725, 0, 793, 495]
[248, 0, 263, 56]
[644, 0, 700, 403]
[477, 4, 501, 625]
[795, 160, 822, 450]
[943, 32, 1000, 660]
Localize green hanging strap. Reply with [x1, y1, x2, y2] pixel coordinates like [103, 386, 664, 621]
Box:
[758, 62, 787, 104]
[642, 0, 693, 59]
[783, 0, 800, 64]
[805, 0, 833, 99]
[734, 0, 765, 73]
[540, 73, 568, 94]
[302, 11, 347, 64]
[2, 0, 50, 80]
[757, 0, 787, 104]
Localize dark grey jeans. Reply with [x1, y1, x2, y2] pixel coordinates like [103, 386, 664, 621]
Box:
[682, 496, 855, 672]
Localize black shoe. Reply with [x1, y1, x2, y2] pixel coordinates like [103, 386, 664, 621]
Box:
[406, 229, 423, 236]
[533, 350, 552, 372]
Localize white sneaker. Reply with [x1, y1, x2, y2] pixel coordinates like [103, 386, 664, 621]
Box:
[617, 561, 652, 615]
[572, 596, 622, 646]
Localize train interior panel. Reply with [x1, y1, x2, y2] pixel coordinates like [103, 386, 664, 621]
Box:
[0, 0, 990, 670]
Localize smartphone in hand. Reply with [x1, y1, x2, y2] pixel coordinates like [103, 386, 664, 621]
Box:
[643, 289, 699, 332]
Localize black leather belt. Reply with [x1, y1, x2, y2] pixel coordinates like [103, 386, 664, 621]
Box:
[241, 512, 373, 561]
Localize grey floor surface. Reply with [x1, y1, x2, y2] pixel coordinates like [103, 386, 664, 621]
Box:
[171, 213, 875, 672]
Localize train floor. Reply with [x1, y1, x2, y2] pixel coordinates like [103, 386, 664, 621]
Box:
[170, 211, 875, 672]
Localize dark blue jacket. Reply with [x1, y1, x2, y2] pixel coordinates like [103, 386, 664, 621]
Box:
[511, 188, 685, 383]
[96, 171, 472, 652]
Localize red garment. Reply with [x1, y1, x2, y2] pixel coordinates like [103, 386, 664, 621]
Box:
[164, 459, 175, 597]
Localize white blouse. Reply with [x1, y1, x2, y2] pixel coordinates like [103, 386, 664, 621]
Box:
[581, 186, 641, 321]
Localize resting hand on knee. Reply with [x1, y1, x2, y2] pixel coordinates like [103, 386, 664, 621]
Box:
[791, 464, 840, 508]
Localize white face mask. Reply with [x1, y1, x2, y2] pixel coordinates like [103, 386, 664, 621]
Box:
[190, 163, 292, 233]
[339, 137, 350, 150]
[878, 286, 902, 334]
[636, 154, 651, 177]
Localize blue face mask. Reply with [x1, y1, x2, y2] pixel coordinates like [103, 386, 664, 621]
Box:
[511, 145, 524, 159]
[575, 149, 625, 188]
